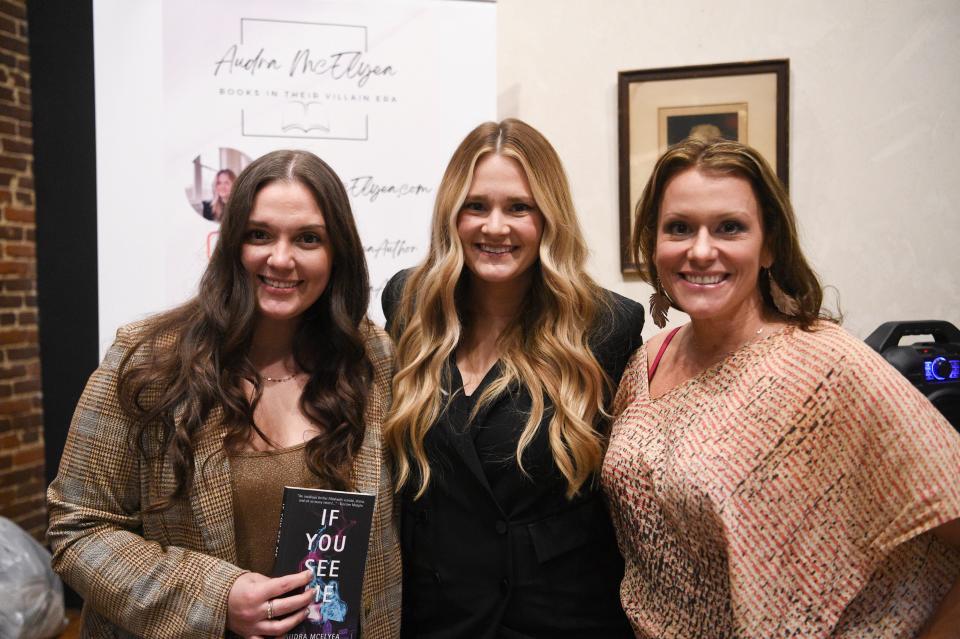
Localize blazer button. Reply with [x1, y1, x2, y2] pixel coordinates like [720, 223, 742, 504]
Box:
[433, 571, 442, 585]
[495, 520, 507, 534]
[417, 510, 429, 524]
[500, 578, 510, 594]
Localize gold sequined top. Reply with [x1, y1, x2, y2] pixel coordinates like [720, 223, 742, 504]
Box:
[230, 442, 322, 577]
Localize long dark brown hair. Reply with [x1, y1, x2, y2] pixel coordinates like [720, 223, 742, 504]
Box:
[632, 137, 834, 329]
[118, 150, 372, 510]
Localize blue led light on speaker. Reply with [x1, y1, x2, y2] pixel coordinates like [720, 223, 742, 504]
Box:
[924, 357, 960, 382]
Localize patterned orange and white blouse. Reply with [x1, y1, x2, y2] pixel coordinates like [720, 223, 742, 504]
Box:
[603, 322, 960, 638]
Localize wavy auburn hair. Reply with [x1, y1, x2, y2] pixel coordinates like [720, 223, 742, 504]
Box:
[632, 137, 832, 329]
[118, 150, 372, 511]
[384, 118, 611, 499]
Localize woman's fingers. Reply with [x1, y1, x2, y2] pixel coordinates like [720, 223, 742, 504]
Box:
[269, 584, 318, 618]
[256, 607, 310, 636]
[227, 570, 316, 637]
[262, 568, 314, 598]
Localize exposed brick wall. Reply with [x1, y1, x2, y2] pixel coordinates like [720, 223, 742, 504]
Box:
[0, 0, 44, 541]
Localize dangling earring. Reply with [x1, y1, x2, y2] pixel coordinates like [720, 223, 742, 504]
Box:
[649, 279, 672, 329]
[767, 268, 799, 316]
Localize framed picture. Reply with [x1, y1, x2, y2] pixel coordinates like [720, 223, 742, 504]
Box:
[617, 59, 789, 272]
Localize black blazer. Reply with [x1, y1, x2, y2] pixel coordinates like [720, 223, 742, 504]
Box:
[383, 270, 644, 639]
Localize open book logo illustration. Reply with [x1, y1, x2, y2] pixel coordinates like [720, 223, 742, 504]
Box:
[282, 100, 331, 134]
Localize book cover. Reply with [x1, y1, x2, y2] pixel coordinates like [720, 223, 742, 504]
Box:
[272, 487, 376, 639]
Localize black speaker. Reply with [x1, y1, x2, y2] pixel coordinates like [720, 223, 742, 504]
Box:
[865, 320, 960, 431]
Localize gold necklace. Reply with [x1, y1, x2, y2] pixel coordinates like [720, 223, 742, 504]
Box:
[262, 371, 298, 383]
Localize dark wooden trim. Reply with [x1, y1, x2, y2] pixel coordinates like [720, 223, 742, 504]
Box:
[617, 67, 633, 275]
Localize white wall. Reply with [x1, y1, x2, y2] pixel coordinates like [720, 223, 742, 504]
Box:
[498, 0, 960, 341]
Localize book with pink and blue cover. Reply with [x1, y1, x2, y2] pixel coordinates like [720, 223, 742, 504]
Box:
[272, 487, 376, 639]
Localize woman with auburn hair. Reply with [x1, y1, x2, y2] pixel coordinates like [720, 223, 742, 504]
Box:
[47, 150, 400, 639]
[382, 118, 644, 638]
[203, 167, 237, 222]
[603, 137, 960, 637]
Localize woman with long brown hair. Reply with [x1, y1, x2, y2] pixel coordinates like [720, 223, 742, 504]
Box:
[382, 119, 644, 638]
[604, 137, 960, 637]
[47, 150, 400, 638]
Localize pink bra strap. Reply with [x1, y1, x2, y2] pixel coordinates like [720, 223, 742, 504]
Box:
[648, 326, 682, 383]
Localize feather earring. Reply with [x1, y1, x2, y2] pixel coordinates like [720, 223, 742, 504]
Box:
[768, 269, 799, 316]
[649, 280, 672, 329]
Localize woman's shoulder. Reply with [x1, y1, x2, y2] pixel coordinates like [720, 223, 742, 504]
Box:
[592, 289, 645, 348]
[381, 268, 415, 328]
[114, 318, 151, 341]
[104, 318, 177, 365]
[588, 289, 645, 382]
[780, 320, 879, 369]
[772, 320, 932, 404]
[361, 319, 395, 369]
[385, 268, 413, 290]
[600, 289, 645, 324]
[643, 326, 678, 359]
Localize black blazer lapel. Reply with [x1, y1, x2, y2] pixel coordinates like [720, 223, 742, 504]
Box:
[437, 361, 504, 509]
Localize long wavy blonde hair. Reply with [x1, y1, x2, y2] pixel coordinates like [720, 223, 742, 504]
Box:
[384, 119, 611, 499]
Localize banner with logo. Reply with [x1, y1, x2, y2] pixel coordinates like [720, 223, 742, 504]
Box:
[94, 0, 495, 353]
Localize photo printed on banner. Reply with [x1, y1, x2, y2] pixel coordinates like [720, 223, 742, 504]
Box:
[93, 0, 495, 352]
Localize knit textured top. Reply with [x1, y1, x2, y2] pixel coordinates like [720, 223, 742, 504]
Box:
[602, 322, 960, 638]
[231, 442, 320, 577]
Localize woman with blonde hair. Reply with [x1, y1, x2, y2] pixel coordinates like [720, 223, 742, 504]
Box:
[48, 150, 400, 638]
[203, 167, 236, 221]
[603, 137, 960, 637]
[382, 118, 644, 638]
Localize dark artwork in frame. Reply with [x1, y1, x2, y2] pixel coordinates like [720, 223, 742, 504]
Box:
[665, 111, 741, 146]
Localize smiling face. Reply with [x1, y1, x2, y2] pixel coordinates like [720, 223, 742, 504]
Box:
[655, 167, 771, 325]
[240, 180, 332, 326]
[456, 153, 545, 296]
[215, 171, 234, 200]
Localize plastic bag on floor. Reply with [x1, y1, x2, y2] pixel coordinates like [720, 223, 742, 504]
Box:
[0, 516, 67, 639]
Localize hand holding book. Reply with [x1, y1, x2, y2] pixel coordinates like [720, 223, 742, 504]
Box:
[226, 568, 315, 638]
[272, 487, 376, 638]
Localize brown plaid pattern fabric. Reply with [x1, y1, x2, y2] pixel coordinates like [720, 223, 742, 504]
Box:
[47, 319, 401, 639]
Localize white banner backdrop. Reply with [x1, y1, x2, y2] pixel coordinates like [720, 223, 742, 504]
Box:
[94, 0, 495, 355]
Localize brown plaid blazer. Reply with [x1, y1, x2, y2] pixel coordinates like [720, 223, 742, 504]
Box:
[47, 320, 401, 639]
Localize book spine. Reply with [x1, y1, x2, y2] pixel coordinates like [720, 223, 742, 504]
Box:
[272, 486, 289, 567]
